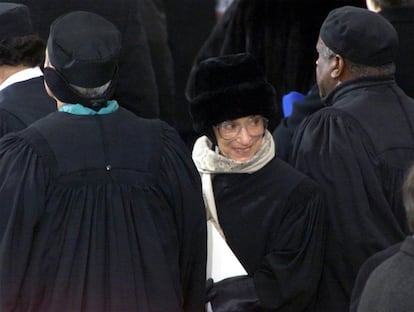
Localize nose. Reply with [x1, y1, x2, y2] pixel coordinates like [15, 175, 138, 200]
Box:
[236, 126, 252, 144]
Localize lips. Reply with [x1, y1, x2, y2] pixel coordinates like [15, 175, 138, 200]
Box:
[234, 147, 251, 153]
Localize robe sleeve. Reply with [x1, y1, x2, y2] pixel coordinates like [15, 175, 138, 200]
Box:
[159, 126, 207, 312]
[0, 133, 48, 309]
[253, 177, 326, 311]
[290, 109, 407, 298]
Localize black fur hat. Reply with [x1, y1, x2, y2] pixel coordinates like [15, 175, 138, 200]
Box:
[189, 53, 277, 134]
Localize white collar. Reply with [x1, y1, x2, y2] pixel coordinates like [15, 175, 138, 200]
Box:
[0, 66, 44, 92]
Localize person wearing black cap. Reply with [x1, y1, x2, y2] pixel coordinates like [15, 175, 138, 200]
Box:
[290, 5, 414, 311]
[189, 53, 326, 311]
[0, 2, 55, 137]
[0, 11, 206, 312]
[12, 0, 161, 119]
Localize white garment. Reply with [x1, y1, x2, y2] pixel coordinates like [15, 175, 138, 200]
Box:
[216, 0, 234, 14]
[192, 130, 275, 281]
[0, 67, 43, 91]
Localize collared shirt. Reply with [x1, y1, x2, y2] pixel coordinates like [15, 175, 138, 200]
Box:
[0, 67, 44, 91]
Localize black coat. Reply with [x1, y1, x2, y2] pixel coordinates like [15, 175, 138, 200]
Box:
[350, 241, 402, 312]
[210, 156, 326, 311]
[291, 77, 414, 311]
[13, 0, 160, 118]
[0, 77, 55, 137]
[381, 7, 414, 98]
[0, 108, 206, 311]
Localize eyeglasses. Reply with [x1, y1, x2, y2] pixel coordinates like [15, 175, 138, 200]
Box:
[215, 116, 268, 140]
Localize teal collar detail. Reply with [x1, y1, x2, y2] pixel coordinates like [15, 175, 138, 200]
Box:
[58, 100, 119, 115]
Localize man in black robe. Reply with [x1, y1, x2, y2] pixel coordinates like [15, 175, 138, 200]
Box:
[290, 6, 414, 311]
[0, 3, 55, 137]
[0, 11, 206, 311]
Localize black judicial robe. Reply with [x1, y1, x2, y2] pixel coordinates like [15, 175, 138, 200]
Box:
[211, 157, 326, 311]
[0, 108, 206, 311]
[0, 77, 55, 137]
[291, 77, 414, 312]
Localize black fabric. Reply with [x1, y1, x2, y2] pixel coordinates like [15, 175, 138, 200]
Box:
[0, 108, 206, 311]
[207, 276, 262, 312]
[357, 237, 414, 312]
[0, 76, 55, 138]
[349, 241, 402, 312]
[320, 6, 398, 66]
[212, 157, 326, 311]
[138, 0, 175, 125]
[189, 53, 277, 134]
[11, 0, 159, 118]
[0, 3, 33, 40]
[380, 7, 414, 98]
[163, 0, 216, 148]
[47, 11, 121, 88]
[273, 83, 323, 161]
[290, 77, 414, 311]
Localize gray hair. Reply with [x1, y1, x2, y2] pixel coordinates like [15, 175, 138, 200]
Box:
[346, 61, 395, 77]
[70, 81, 111, 98]
[320, 42, 396, 77]
[319, 43, 336, 59]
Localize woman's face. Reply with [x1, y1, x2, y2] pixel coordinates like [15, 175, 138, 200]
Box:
[213, 115, 266, 162]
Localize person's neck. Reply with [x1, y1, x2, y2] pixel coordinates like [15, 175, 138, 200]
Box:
[0, 64, 31, 85]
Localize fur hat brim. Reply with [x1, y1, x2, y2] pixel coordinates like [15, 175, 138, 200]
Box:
[190, 80, 277, 134]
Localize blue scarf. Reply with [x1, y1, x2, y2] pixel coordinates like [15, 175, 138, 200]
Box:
[58, 100, 119, 115]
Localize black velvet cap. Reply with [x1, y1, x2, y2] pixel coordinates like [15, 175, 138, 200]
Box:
[320, 6, 398, 66]
[47, 11, 121, 88]
[0, 3, 33, 40]
[189, 53, 277, 134]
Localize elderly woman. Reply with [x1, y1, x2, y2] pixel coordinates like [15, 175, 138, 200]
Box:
[189, 53, 326, 311]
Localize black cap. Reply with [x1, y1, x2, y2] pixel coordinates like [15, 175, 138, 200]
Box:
[320, 6, 398, 66]
[0, 2, 33, 41]
[47, 11, 121, 88]
[189, 53, 277, 134]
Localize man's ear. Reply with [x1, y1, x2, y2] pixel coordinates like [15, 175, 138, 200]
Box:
[331, 55, 345, 79]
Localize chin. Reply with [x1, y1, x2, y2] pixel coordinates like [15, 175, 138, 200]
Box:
[230, 153, 255, 162]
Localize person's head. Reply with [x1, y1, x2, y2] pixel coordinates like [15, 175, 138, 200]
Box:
[43, 11, 121, 110]
[366, 0, 414, 11]
[316, 6, 398, 98]
[403, 164, 414, 233]
[189, 53, 277, 161]
[0, 3, 44, 68]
